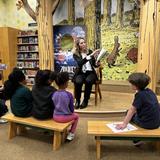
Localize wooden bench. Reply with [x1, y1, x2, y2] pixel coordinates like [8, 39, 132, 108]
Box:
[88, 121, 160, 160]
[2, 113, 72, 151]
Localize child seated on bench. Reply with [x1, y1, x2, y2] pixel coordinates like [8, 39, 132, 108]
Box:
[32, 70, 57, 119]
[52, 72, 79, 141]
[3, 68, 33, 117]
[116, 72, 160, 132]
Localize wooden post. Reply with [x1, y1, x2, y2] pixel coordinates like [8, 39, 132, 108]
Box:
[137, 0, 160, 91]
[37, 0, 54, 70]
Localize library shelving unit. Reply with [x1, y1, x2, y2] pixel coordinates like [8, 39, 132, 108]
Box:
[17, 30, 39, 85]
[0, 27, 18, 81]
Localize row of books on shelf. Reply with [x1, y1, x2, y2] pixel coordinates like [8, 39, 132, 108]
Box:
[18, 30, 38, 36]
[18, 37, 38, 44]
[24, 70, 37, 85]
[17, 61, 39, 68]
[23, 70, 37, 76]
[17, 53, 38, 59]
[26, 78, 35, 85]
[18, 45, 38, 51]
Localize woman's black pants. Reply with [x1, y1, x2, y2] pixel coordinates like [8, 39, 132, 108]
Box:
[74, 71, 97, 103]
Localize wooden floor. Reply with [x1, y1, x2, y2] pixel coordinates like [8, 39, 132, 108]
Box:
[67, 80, 160, 113]
[68, 89, 160, 112]
[72, 90, 134, 112]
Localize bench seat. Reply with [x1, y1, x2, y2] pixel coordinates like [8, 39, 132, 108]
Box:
[2, 113, 72, 151]
[88, 121, 160, 160]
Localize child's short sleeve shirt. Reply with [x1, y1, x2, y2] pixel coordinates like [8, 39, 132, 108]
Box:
[132, 88, 160, 129]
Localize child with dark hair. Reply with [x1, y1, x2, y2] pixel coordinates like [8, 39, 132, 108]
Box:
[52, 72, 79, 141]
[3, 68, 33, 117]
[32, 70, 57, 119]
[48, 71, 57, 85]
[116, 72, 160, 132]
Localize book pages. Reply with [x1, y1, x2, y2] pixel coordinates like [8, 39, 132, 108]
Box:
[106, 122, 138, 133]
[96, 48, 109, 63]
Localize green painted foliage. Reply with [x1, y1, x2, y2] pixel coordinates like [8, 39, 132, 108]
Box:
[101, 25, 138, 80]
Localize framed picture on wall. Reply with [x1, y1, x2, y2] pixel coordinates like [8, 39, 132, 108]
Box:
[53, 25, 86, 79]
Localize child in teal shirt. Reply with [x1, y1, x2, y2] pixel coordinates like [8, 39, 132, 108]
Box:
[4, 68, 33, 117]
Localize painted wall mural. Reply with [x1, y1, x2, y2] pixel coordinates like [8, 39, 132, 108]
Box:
[53, 0, 140, 80]
[0, 0, 36, 29]
[54, 25, 86, 79]
[0, 0, 140, 81]
[0, 0, 6, 26]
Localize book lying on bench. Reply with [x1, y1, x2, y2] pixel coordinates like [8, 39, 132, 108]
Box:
[106, 122, 138, 133]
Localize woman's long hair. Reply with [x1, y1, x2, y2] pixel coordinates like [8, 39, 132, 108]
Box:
[74, 37, 87, 57]
[3, 68, 25, 100]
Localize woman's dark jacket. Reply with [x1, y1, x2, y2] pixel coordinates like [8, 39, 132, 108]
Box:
[72, 50, 99, 81]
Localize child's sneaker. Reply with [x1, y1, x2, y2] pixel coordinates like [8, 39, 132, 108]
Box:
[0, 118, 8, 124]
[133, 140, 144, 147]
[66, 132, 75, 141]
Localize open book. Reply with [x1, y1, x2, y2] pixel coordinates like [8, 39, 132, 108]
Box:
[96, 48, 109, 63]
[106, 122, 138, 133]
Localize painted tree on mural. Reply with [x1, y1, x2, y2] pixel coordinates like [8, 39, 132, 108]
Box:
[103, 0, 112, 26]
[128, 0, 140, 26]
[84, 2, 95, 49]
[16, 0, 61, 21]
[116, 0, 124, 28]
[68, 0, 75, 25]
[95, 0, 101, 49]
[84, 0, 101, 49]
[102, 0, 140, 28]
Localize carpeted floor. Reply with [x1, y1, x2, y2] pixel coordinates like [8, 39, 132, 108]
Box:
[0, 117, 160, 160]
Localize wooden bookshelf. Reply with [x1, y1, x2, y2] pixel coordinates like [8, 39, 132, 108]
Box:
[0, 27, 18, 81]
[17, 30, 39, 85]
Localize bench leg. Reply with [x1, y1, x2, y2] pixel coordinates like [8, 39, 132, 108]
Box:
[53, 131, 62, 151]
[8, 122, 17, 139]
[17, 125, 27, 135]
[155, 141, 160, 151]
[62, 129, 67, 143]
[96, 136, 101, 160]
